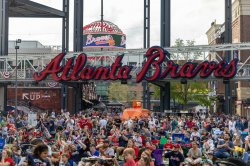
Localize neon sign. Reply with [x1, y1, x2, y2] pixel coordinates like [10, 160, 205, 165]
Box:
[33, 46, 238, 82]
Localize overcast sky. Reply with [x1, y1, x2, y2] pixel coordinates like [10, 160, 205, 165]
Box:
[9, 0, 225, 51]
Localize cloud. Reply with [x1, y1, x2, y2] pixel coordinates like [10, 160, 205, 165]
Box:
[9, 0, 226, 50]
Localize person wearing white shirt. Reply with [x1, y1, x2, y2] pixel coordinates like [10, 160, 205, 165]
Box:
[99, 117, 107, 129]
[124, 118, 133, 129]
[228, 119, 236, 133]
[191, 128, 201, 141]
[148, 118, 155, 130]
[133, 131, 142, 147]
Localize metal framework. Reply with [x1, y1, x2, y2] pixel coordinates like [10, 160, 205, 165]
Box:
[143, 0, 150, 109]
[1, 43, 250, 82]
[160, 0, 171, 112]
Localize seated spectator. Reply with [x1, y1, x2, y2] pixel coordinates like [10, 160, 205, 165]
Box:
[116, 138, 139, 160]
[214, 133, 234, 159]
[164, 138, 173, 151]
[0, 149, 14, 166]
[203, 135, 215, 155]
[137, 149, 154, 166]
[242, 135, 250, 163]
[185, 142, 202, 165]
[233, 135, 243, 157]
[27, 144, 51, 166]
[114, 148, 136, 166]
[164, 144, 184, 166]
[97, 139, 115, 158]
[59, 153, 70, 166]
[190, 127, 201, 142]
[133, 131, 143, 148]
[87, 144, 100, 157]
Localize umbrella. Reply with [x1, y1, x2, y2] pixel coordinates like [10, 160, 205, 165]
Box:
[6, 106, 15, 112]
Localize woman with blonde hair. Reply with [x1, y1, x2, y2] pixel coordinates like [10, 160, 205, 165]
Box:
[136, 149, 154, 166]
[0, 149, 14, 166]
[114, 148, 136, 166]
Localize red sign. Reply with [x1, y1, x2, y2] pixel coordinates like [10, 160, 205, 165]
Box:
[33, 46, 238, 82]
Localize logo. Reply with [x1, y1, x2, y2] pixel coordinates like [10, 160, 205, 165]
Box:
[86, 34, 115, 46]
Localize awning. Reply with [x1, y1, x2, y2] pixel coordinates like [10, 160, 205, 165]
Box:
[9, 0, 65, 18]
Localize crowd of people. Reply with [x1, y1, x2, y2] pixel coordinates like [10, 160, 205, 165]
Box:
[0, 110, 249, 166]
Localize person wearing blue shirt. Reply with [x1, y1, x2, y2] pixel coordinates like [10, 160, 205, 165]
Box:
[87, 144, 100, 157]
[214, 133, 234, 158]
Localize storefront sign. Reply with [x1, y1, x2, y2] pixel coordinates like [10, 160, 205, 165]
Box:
[22, 92, 51, 101]
[33, 46, 238, 82]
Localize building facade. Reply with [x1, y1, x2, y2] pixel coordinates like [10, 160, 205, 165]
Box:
[206, 0, 250, 116]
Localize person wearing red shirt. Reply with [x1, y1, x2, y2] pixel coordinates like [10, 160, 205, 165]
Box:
[186, 119, 195, 129]
[0, 150, 14, 166]
[164, 137, 173, 151]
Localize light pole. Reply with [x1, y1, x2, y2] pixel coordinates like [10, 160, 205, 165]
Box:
[15, 39, 21, 114]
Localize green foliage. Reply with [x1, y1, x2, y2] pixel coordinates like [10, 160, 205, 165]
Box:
[152, 81, 211, 107]
[173, 38, 202, 60]
[108, 82, 136, 102]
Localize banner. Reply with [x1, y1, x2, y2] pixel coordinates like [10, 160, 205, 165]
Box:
[172, 134, 190, 144]
[0, 138, 5, 150]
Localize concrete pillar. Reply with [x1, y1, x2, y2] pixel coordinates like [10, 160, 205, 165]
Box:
[0, 84, 7, 112]
[0, 0, 9, 56]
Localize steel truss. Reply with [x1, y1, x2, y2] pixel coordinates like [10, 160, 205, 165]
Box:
[2, 43, 250, 82]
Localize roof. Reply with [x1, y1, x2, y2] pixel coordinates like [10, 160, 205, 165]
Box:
[8, 0, 65, 18]
[83, 20, 124, 34]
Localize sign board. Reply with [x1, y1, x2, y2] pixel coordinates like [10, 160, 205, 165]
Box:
[22, 92, 51, 101]
[172, 134, 190, 144]
[33, 46, 238, 83]
[83, 34, 126, 48]
[132, 100, 142, 108]
[0, 138, 5, 150]
[28, 113, 37, 127]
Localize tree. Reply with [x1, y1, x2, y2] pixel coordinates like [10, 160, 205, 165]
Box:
[151, 38, 210, 109]
[152, 81, 212, 108]
[108, 82, 136, 103]
[172, 38, 202, 60]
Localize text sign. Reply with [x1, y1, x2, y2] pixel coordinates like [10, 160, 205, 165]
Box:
[33, 46, 238, 82]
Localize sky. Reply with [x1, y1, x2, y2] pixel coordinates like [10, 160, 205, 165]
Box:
[9, 0, 225, 51]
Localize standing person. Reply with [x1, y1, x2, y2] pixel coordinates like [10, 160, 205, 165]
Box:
[27, 144, 51, 166]
[148, 117, 155, 130]
[164, 144, 184, 166]
[171, 118, 178, 132]
[228, 118, 236, 134]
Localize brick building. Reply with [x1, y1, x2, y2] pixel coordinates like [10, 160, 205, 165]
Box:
[206, 0, 250, 116]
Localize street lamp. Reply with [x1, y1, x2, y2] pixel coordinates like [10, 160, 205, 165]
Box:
[15, 39, 21, 114]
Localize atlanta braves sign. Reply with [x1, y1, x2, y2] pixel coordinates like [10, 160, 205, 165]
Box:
[33, 46, 238, 82]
